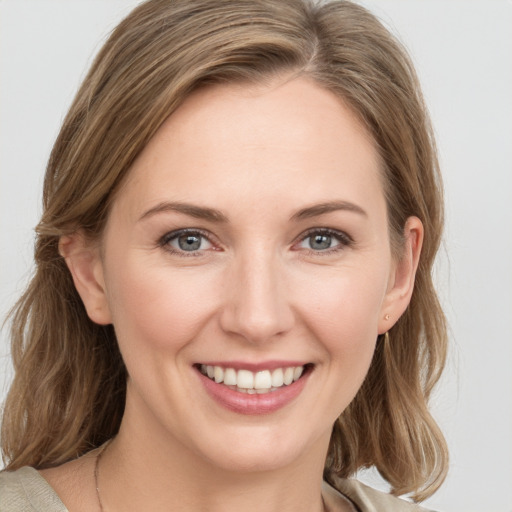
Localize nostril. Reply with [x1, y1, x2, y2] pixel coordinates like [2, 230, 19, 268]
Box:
[218, 305, 295, 344]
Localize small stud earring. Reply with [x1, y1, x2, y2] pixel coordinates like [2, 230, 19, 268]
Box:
[384, 314, 390, 321]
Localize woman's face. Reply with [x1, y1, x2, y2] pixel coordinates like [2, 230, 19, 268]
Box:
[72, 77, 419, 472]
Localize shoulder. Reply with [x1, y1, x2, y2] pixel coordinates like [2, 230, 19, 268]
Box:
[324, 477, 439, 512]
[0, 466, 68, 512]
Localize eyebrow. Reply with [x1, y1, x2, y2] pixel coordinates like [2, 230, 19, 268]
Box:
[139, 199, 367, 224]
[290, 200, 367, 221]
[139, 201, 229, 223]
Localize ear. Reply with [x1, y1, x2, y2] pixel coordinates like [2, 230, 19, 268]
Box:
[59, 232, 112, 325]
[378, 216, 423, 334]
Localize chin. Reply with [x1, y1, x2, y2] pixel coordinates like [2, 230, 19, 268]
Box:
[205, 447, 302, 474]
[192, 426, 326, 474]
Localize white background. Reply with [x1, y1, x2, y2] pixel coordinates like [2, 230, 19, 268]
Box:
[1, 1, 511, 510]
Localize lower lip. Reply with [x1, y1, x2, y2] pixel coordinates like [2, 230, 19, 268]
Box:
[196, 368, 311, 415]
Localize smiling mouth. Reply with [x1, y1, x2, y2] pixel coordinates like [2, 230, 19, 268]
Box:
[196, 364, 312, 394]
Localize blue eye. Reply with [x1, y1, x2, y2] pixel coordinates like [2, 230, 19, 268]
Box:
[307, 233, 336, 250]
[297, 229, 352, 253]
[161, 230, 213, 254]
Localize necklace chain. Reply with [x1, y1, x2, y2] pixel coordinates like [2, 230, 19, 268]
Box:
[94, 441, 111, 512]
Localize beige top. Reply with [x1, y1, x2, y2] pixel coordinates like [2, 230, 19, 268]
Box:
[0, 466, 435, 512]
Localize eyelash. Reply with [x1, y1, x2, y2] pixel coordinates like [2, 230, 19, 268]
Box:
[158, 227, 353, 257]
[294, 228, 354, 255]
[159, 228, 216, 257]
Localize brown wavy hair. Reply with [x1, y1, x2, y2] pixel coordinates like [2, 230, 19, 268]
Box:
[1, 0, 447, 501]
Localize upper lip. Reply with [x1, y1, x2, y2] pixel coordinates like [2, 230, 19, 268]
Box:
[195, 360, 309, 372]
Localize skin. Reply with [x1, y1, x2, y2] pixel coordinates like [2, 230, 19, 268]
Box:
[46, 76, 423, 512]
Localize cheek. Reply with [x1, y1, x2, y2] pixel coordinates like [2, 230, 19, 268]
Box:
[295, 264, 387, 363]
[104, 258, 220, 353]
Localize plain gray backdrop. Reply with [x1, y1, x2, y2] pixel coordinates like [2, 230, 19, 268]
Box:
[1, 1, 511, 510]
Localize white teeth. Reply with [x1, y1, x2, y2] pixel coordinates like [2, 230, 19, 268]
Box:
[214, 366, 224, 383]
[271, 368, 284, 387]
[254, 370, 272, 390]
[283, 367, 294, 385]
[223, 368, 237, 386]
[293, 366, 303, 381]
[202, 364, 306, 393]
[237, 369, 254, 389]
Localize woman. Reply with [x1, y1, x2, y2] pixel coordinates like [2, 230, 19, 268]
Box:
[0, 0, 448, 510]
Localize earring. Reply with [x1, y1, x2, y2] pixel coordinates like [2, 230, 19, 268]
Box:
[384, 314, 390, 321]
[384, 331, 390, 344]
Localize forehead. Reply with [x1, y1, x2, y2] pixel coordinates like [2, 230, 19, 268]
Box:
[115, 77, 383, 219]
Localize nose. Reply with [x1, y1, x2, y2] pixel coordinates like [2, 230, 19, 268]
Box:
[219, 249, 295, 344]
